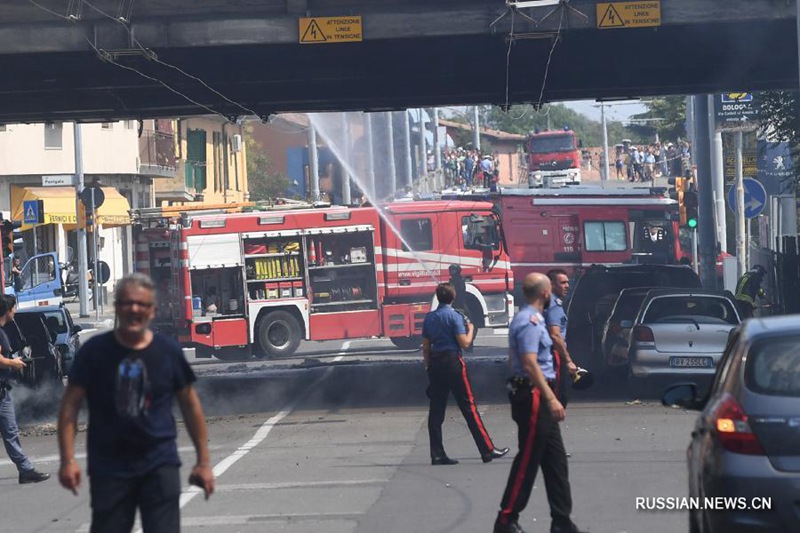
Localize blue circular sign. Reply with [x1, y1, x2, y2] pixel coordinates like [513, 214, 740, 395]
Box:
[727, 178, 767, 219]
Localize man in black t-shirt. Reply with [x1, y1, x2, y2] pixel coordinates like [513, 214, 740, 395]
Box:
[57, 273, 214, 533]
[0, 296, 50, 484]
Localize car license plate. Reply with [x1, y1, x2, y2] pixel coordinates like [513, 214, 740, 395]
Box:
[669, 357, 713, 368]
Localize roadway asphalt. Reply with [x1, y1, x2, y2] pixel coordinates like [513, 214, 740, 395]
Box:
[4, 331, 697, 533]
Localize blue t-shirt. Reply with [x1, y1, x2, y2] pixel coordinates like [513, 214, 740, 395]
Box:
[422, 304, 466, 353]
[543, 294, 567, 341]
[509, 304, 554, 380]
[69, 331, 196, 478]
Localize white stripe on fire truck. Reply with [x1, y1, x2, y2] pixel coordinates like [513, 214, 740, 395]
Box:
[179, 242, 188, 250]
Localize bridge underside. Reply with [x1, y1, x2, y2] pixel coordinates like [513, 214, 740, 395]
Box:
[1, 19, 795, 122]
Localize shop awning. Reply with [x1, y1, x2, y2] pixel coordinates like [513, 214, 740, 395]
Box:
[11, 186, 132, 230]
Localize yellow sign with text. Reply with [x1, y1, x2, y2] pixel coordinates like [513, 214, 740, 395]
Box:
[299, 16, 362, 44]
[597, 1, 661, 29]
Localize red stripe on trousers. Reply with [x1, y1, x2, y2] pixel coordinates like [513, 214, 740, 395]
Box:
[458, 357, 494, 450]
[501, 388, 541, 516]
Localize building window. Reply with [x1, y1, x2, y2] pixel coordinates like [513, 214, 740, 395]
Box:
[101, 122, 113, 130]
[584, 221, 627, 252]
[400, 218, 433, 251]
[0, 124, 6, 132]
[44, 122, 63, 150]
[186, 128, 207, 191]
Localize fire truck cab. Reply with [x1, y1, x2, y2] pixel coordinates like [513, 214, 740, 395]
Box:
[526, 128, 582, 187]
[134, 200, 513, 360]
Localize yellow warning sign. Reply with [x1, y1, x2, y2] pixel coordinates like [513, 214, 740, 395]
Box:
[299, 16, 362, 44]
[597, 1, 661, 29]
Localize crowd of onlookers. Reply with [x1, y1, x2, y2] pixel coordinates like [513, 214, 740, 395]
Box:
[441, 148, 501, 190]
[614, 140, 692, 182]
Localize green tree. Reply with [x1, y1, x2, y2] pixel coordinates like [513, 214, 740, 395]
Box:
[629, 96, 686, 142]
[245, 127, 291, 201]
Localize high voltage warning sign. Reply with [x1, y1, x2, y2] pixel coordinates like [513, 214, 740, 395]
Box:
[299, 16, 362, 44]
[597, 1, 661, 29]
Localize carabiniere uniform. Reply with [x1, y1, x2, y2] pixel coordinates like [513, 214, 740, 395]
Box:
[422, 303, 497, 460]
[496, 304, 573, 527]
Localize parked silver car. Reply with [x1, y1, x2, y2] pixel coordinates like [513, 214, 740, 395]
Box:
[663, 315, 800, 533]
[626, 289, 740, 395]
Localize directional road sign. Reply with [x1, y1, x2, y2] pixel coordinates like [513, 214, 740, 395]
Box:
[727, 177, 767, 219]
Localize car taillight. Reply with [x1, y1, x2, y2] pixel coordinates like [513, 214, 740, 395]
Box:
[609, 323, 622, 335]
[632, 325, 654, 342]
[711, 393, 764, 455]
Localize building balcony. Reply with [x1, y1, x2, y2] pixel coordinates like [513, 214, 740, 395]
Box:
[138, 130, 177, 178]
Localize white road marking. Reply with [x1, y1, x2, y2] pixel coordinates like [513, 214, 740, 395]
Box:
[494, 328, 509, 335]
[180, 512, 364, 527]
[175, 341, 349, 512]
[213, 478, 387, 492]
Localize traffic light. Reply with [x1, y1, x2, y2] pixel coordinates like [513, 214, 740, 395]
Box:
[684, 189, 698, 229]
[668, 177, 686, 225]
[1, 220, 21, 258]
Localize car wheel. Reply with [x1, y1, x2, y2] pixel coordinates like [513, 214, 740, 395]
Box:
[389, 336, 422, 350]
[257, 310, 301, 358]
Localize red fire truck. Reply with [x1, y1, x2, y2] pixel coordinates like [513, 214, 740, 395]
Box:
[444, 186, 689, 292]
[133, 200, 514, 359]
[526, 128, 582, 187]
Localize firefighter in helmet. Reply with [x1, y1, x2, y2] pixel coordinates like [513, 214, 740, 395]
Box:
[735, 264, 766, 319]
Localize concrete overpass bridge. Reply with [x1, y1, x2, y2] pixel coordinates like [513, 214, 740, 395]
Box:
[0, 0, 796, 122]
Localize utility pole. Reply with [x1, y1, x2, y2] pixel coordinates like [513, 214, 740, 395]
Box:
[385, 112, 397, 195]
[433, 108, 441, 171]
[472, 106, 481, 151]
[708, 95, 727, 253]
[364, 113, 376, 199]
[402, 110, 413, 187]
[600, 102, 610, 184]
[73, 123, 89, 317]
[735, 131, 747, 277]
[307, 125, 320, 201]
[692, 95, 718, 289]
[418, 109, 426, 177]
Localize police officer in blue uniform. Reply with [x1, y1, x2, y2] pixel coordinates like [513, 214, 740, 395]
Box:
[494, 273, 584, 533]
[422, 282, 508, 465]
[544, 269, 577, 403]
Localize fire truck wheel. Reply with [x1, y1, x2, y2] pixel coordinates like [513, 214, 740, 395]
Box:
[389, 335, 422, 351]
[258, 310, 301, 358]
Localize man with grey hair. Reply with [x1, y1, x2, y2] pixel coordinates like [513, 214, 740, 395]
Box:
[57, 272, 214, 533]
[494, 273, 584, 533]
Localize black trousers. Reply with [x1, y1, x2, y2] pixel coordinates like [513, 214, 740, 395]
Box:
[497, 386, 573, 528]
[90, 464, 181, 533]
[427, 353, 495, 458]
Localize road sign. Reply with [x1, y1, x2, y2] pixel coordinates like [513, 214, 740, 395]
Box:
[299, 16, 362, 44]
[80, 186, 105, 209]
[597, 1, 661, 29]
[714, 92, 760, 128]
[727, 178, 767, 219]
[23, 199, 44, 224]
[42, 174, 75, 187]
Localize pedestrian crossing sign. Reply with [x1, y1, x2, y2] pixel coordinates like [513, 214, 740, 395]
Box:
[23, 200, 44, 225]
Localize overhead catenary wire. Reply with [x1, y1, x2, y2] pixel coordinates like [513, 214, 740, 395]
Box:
[24, 0, 71, 20]
[80, 0, 263, 121]
[535, 6, 565, 110]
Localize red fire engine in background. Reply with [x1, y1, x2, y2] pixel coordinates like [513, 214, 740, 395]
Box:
[526, 128, 582, 187]
[133, 200, 514, 360]
[444, 186, 694, 293]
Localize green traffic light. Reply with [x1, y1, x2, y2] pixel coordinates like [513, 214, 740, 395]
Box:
[687, 218, 698, 229]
